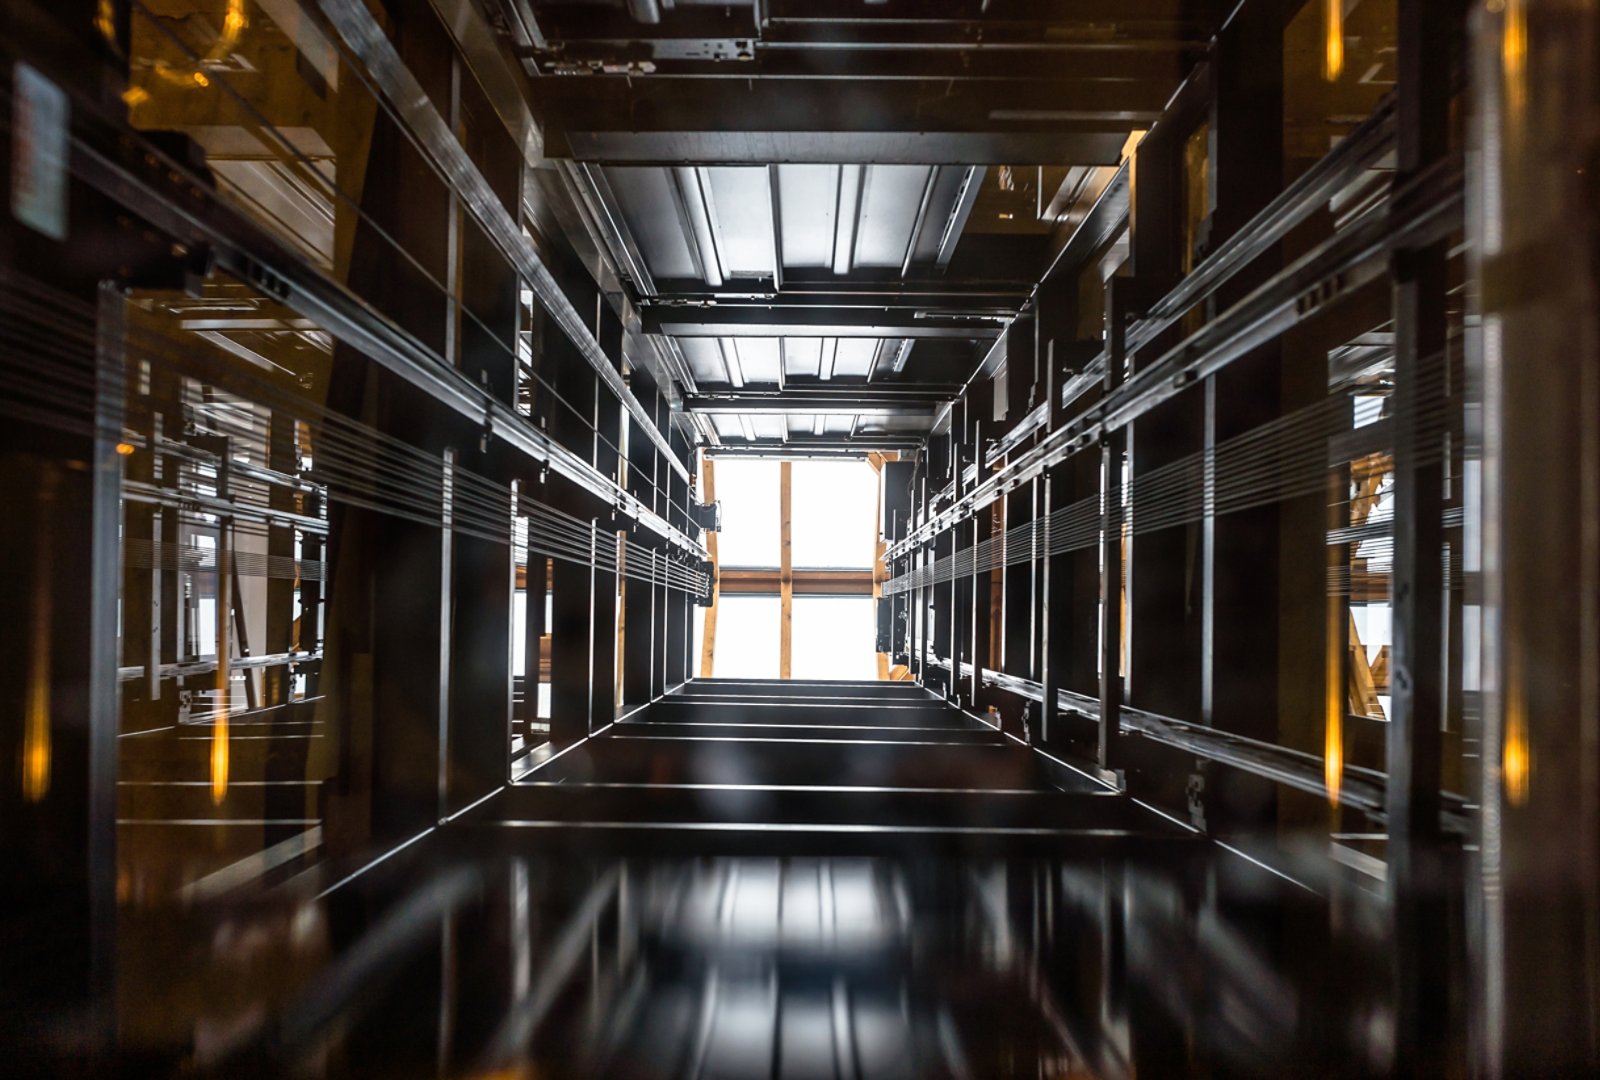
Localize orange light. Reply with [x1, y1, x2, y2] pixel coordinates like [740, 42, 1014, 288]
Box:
[1502, 0, 1527, 114]
[120, 87, 149, 108]
[1503, 716, 1530, 807]
[22, 675, 51, 803]
[192, 71, 210, 88]
[1503, 647, 1531, 807]
[1324, 554, 1344, 808]
[23, 471, 56, 803]
[115, 441, 136, 456]
[211, 712, 230, 806]
[1323, 0, 1345, 82]
[1324, 709, 1344, 808]
[94, 0, 115, 45]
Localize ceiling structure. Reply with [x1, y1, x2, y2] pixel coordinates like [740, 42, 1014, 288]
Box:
[498, 0, 1214, 453]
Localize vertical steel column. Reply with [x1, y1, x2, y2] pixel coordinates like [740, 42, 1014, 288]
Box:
[1390, 0, 1454, 1070]
[1472, 0, 1600, 1073]
[1100, 281, 1131, 777]
[263, 410, 297, 708]
[951, 412, 972, 704]
[1125, 116, 1200, 724]
[969, 381, 995, 708]
[970, 501, 991, 708]
[0, 278, 124, 1058]
[446, 467, 512, 813]
[1200, 0, 1286, 834]
[930, 433, 955, 697]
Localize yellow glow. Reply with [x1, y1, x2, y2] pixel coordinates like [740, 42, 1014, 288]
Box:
[94, 0, 116, 46]
[146, 0, 248, 90]
[23, 649, 51, 803]
[1503, 714, 1530, 807]
[121, 87, 150, 107]
[115, 441, 136, 456]
[211, 711, 230, 806]
[1323, 0, 1345, 82]
[1502, 0, 1527, 114]
[1324, 710, 1344, 808]
[23, 470, 55, 803]
[1324, 560, 1344, 808]
[1503, 647, 1531, 807]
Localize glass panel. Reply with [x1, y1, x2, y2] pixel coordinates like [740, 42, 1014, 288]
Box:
[791, 597, 878, 681]
[790, 460, 877, 569]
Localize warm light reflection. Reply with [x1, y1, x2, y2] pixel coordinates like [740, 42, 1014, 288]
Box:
[1503, 713, 1530, 806]
[1324, 706, 1344, 808]
[1325, 562, 1344, 808]
[93, 0, 115, 45]
[1323, 0, 1345, 81]
[211, 711, 230, 806]
[23, 651, 52, 803]
[23, 471, 56, 803]
[115, 441, 136, 456]
[1501, 0, 1527, 115]
[140, 0, 249, 91]
[1503, 648, 1531, 807]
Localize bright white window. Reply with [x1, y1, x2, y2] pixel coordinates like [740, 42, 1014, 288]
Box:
[714, 460, 781, 567]
[791, 597, 877, 680]
[790, 460, 878, 569]
[706, 596, 782, 678]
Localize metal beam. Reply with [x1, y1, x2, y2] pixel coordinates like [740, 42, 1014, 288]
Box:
[646, 307, 1006, 338]
[706, 436, 924, 456]
[561, 128, 1135, 166]
[682, 390, 948, 416]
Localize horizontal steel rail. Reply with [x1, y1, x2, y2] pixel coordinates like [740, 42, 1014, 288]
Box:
[929, 657, 1469, 831]
[123, 481, 329, 535]
[888, 147, 1460, 561]
[118, 649, 323, 682]
[59, 82, 708, 561]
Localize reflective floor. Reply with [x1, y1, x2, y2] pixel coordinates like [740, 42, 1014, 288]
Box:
[14, 681, 1466, 1077]
[107, 848, 1416, 1079]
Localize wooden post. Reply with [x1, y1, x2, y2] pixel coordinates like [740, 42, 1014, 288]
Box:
[779, 460, 794, 679]
[698, 456, 719, 677]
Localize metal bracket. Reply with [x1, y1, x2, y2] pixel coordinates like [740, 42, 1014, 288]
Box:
[689, 500, 721, 532]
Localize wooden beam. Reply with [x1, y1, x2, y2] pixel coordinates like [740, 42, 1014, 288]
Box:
[719, 568, 874, 595]
[698, 456, 720, 677]
[779, 460, 793, 678]
[1348, 612, 1385, 719]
